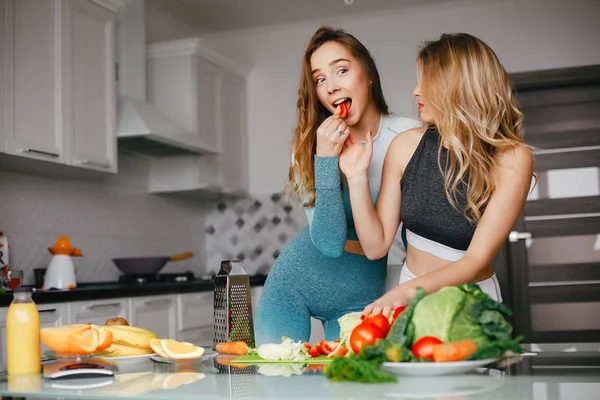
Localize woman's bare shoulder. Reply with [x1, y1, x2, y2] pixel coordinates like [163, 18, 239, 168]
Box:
[385, 126, 428, 171]
[390, 126, 427, 154]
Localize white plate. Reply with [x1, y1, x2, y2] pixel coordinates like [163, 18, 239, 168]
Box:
[381, 358, 500, 376]
[101, 353, 155, 365]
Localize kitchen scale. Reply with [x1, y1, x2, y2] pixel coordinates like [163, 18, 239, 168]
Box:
[43, 357, 117, 379]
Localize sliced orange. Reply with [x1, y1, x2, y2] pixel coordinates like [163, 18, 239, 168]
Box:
[149, 338, 169, 358]
[93, 325, 113, 350]
[40, 324, 91, 353]
[160, 339, 205, 359]
[69, 328, 99, 355]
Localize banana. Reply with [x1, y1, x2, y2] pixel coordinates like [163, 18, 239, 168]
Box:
[102, 325, 158, 348]
[105, 343, 154, 357]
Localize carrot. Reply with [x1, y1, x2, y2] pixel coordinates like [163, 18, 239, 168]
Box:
[215, 341, 249, 355]
[432, 340, 477, 362]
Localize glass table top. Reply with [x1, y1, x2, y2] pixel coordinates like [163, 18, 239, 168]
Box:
[0, 343, 598, 400]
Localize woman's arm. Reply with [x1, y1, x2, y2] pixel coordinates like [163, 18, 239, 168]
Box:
[346, 135, 403, 259]
[303, 156, 348, 258]
[342, 128, 424, 260]
[362, 144, 535, 316]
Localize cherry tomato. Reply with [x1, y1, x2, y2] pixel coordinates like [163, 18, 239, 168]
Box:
[365, 314, 391, 337]
[349, 321, 385, 354]
[412, 336, 443, 360]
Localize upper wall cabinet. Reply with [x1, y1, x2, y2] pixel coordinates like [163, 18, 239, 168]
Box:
[146, 38, 251, 197]
[0, 0, 123, 173]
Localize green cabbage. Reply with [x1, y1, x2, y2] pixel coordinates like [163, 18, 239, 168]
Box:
[408, 284, 522, 358]
[337, 312, 363, 354]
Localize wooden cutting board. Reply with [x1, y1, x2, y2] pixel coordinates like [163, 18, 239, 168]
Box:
[230, 354, 333, 364]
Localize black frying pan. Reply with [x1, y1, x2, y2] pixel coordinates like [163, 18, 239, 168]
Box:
[112, 252, 194, 275]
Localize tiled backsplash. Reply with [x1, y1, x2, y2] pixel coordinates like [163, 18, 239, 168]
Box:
[0, 154, 207, 285]
[205, 192, 407, 275]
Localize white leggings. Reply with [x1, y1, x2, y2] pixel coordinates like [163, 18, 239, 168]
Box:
[399, 262, 503, 303]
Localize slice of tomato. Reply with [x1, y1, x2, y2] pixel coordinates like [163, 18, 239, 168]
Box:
[318, 340, 341, 355]
[308, 346, 320, 357]
[411, 336, 443, 360]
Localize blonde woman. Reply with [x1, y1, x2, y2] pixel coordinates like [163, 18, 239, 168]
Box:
[339, 33, 535, 317]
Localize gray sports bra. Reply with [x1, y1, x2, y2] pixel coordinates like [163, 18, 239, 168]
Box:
[400, 128, 476, 259]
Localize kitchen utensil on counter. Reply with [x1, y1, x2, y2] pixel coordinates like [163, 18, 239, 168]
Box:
[213, 260, 255, 348]
[44, 236, 82, 290]
[111, 252, 194, 275]
[34, 268, 47, 288]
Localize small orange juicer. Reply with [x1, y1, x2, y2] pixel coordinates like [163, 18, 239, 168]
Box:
[43, 236, 82, 290]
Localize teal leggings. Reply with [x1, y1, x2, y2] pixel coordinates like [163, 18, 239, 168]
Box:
[254, 227, 387, 345]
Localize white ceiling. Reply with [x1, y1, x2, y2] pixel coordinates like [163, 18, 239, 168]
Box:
[145, 0, 448, 35]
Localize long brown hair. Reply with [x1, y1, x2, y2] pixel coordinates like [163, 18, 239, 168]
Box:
[288, 26, 390, 206]
[418, 33, 532, 223]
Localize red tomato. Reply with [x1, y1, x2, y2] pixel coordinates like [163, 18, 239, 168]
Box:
[349, 321, 385, 354]
[314, 340, 338, 355]
[412, 336, 443, 360]
[392, 306, 406, 322]
[365, 314, 391, 337]
[308, 346, 320, 357]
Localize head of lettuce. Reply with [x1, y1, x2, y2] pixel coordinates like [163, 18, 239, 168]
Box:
[406, 284, 523, 360]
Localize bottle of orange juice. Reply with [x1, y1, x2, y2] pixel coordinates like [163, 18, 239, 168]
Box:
[7, 287, 41, 375]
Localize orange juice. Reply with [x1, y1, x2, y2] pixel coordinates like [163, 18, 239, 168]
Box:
[6, 287, 41, 375]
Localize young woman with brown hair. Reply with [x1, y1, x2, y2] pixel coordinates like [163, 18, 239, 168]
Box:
[254, 26, 420, 344]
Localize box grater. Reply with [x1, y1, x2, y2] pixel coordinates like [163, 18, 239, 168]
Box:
[213, 260, 255, 348]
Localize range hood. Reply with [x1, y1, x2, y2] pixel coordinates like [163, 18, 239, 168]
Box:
[116, 0, 218, 157]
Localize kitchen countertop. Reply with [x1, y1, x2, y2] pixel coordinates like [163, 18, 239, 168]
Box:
[0, 274, 267, 307]
[0, 343, 598, 399]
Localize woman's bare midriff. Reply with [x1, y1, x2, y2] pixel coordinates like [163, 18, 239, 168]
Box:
[405, 245, 495, 282]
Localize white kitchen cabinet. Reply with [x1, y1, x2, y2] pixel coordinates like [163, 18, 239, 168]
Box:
[176, 292, 213, 344]
[0, 0, 121, 173]
[129, 295, 177, 340]
[68, 298, 129, 326]
[179, 325, 213, 347]
[146, 38, 250, 197]
[64, 0, 118, 173]
[1, 0, 65, 163]
[147, 38, 225, 154]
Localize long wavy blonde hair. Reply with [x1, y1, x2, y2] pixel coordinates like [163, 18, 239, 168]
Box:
[287, 27, 390, 206]
[418, 33, 531, 224]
